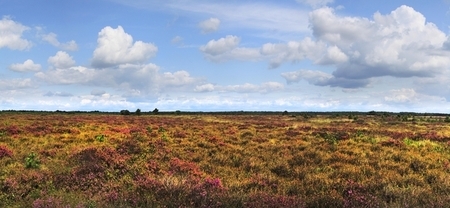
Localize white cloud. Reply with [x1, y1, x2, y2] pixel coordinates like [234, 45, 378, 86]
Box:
[44, 91, 73, 97]
[35, 66, 95, 85]
[259, 82, 285, 93]
[0, 16, 32, 50]
[194, 82, 284, 94]
[384, 88, 418, 103]
[316, 45, 348, 64]
[281, 69, 370, 88]
[253, 5, 450, 89]
[78, 93, 135, 110]
[199, 18, 220, 34]
[200, 35, 240, 56]
[309, 5, 449, 79]
[161, 71, 199, 89]
[200, 36, 327, 67]
[9, 59, 41, 72]
[195, 83, 215, 92]
[260, 38, 327, 68]
[296, 0, 333, 8]
[41, 32, 78, 51]
[48, 51, 76, 69]
[413, 72, 450, 100]
[383, 88, 446, 107]
[200, 35, 263, 62]
[0, 78, 34, 90]
[199, 5, 450, 89]
[92, 26, 158, 68]
[36, 63, 204, 96]
[282, 70, 332, 85]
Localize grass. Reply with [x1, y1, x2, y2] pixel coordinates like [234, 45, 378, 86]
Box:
[0, 112, 450, 207]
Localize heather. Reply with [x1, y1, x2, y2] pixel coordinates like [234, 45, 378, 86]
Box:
[1, 112, 450, 207]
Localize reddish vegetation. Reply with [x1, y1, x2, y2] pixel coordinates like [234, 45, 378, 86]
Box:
[0, 145, 13, 158]
[0, 112, 450, 207]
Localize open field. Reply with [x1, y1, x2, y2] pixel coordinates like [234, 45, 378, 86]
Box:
[1, 112, 450, 207]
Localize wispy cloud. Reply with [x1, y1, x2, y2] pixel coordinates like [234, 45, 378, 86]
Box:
[108, 0, 310, 38]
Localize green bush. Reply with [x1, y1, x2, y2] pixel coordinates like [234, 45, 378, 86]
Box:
[25, 152, 40, 169]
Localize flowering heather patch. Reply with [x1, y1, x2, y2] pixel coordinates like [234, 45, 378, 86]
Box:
[1, 112, 450, 207]
[0, 145, 13, 158]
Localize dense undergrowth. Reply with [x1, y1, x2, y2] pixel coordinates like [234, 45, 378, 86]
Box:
[0, 112, 450, 207]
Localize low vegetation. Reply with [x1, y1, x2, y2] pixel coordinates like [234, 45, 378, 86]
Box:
[0, 111, 450, 207]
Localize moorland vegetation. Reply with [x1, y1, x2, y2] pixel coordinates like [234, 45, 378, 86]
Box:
[0, 111, 450, 207]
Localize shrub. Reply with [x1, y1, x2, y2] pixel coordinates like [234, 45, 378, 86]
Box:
[120, 110, 130, 115]
[95, 134, 106, 142]
[135, 108, 142, 116]
[25, 152, 40, 169]
[0, 145, 13, 158]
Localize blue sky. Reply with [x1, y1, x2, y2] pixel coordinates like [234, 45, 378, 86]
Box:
[2, 0, 450, 112]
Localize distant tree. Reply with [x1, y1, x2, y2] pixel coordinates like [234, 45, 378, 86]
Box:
[152, 108, 159, 115]
[446, 116, 450, 123]
[282, 110, 289, 116]
[367, 111, 377, 116]
[175, 110, 181, 115]
[135, 108, 141, 116]
[120, 110, 130, 115]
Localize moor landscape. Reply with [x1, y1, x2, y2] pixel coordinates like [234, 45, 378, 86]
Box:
[1, 111, 450, 207]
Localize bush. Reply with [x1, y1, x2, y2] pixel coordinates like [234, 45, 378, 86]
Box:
[0, 145, 13, 158]
[120, 110, 130, 115]
[25, 152, 40, 169]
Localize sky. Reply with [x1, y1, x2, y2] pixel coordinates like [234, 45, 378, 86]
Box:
[2, 0, 450, 112]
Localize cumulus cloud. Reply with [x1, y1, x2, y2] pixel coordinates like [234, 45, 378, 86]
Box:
[316, 45, 348, 65]
[260, 38, 327, 68]
[296, 0, 334, 8]
[195, 83, 215, 92]
[383, 88, 446, 106]
[9, 59, 41, 72]
[0, 16, 32, 50]
[199, 18, 220, 34]
[200, 5, 450, 89]
[200, 35, 240, 56]
[92, 26, 158, 68]
[36, 62, 204, 96]
[41, 32, 78, 51]
[48, 51, 76, 69]
[36, 66, 95, 85]
[161, 71, 199, 88]
[200, 35, 261, 62]
[277, 5, 450, 88]
[200, 36, 327, 67]
[309, 5, 449, 79]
